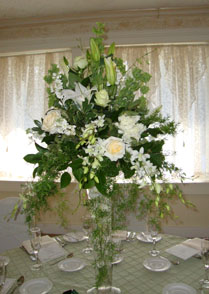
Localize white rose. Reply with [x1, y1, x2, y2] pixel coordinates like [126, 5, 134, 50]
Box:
[73, 56, 88, 69]
[102, 136, 125, 161]
[95, 89, 110, 107]
[117, 115, 146, 142]
[42, 109, 61, 133]
[118, 115, 140, 128]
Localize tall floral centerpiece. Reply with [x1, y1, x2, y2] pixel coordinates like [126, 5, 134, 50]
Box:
[21, 23, 191, 293]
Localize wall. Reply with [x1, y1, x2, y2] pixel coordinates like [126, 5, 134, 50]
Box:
[0, 7, 209, 237]
[0, 7, 209, 55]
[0, 180, 208, 237]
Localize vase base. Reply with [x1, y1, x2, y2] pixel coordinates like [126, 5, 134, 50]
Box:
[87, 286, 121, 294]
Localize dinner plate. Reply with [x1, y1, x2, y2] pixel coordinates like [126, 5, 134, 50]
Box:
[143, 256, 171, 272]
[0, 256, 10, 266]
[63, 232, 87, 243]
[58, 258, 86, 272]
[19, 278, 53, 294]
[162, 283, 197, 294]
[136, 232, 162, 243]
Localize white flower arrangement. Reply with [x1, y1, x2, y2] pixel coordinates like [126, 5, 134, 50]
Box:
[22, 23, 188, 225]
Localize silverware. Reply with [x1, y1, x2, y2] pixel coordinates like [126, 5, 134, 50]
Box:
[11, 275, 24, 293]
[54, 236, 66, 247]
[169, 259, 180, 265]
[50, 252, 74, 265]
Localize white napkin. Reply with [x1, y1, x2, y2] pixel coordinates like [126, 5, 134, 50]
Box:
[38, 242, 67, 263]
[165, 241, 200, 260]
[63, 232, 86, 242]
[1, 278, 16, 294]
[182, 237, 209, 251]
[22, 235, 55, 255]
[22, 235, 67, 263]
[111, 230, 127, 241]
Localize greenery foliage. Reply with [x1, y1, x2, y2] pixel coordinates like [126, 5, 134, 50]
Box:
[17, 22, 193, 228]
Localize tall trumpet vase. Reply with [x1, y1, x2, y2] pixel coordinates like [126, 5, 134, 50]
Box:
[86, 188, 121, 294]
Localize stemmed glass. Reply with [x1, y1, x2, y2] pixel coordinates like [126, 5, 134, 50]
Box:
[200, 238, 209, 289]
[149, 223, 160, 257]
[30, 227, 42, 271]
[82, 215, 93, 254]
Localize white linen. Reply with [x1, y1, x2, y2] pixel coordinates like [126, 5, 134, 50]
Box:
[22, 235, 67, 263]
[165, 243, 200, 260]
[1, 278, 16, 294]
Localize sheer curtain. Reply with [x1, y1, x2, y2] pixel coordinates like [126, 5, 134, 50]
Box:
[0, 51, 72, 179]
[0, 45, 208, 181]
[115, 45, 209, 181]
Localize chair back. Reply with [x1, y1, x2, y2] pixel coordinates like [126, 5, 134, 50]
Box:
[0, 197, 30, 253]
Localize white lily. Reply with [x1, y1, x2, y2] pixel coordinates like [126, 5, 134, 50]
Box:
[62, 83, 96, 109]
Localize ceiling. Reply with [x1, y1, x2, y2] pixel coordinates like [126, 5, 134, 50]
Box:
[0, 0, 209, 21]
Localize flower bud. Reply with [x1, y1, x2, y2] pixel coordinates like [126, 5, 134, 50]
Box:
[73, 56, 88, 69]
[104, 57, 116, 85]
[108, 42, 115, 55]
[90, 38, 100, 62]
[95, 89, 110, 107]
[60, 58, 69, 77]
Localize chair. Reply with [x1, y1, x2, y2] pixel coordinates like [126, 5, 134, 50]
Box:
[0, 197, 30, 253]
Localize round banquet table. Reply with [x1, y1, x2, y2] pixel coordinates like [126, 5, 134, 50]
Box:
[1, 234, 205, 294]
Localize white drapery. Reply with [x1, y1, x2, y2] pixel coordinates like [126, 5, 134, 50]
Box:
[0, 45, 208, 181]
[115, 45, 209, 181]
[0, 51, 72, 179]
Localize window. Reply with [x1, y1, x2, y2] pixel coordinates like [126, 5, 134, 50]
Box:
[0, 45, 208, 182]
[115, 44, 209, 181]
[0, 50, 72, 179]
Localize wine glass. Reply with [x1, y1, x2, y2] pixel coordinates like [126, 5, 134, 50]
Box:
[149, 223, 160, 257]
[82, 215, 93, 253]
[82, 215, 93, 254]
[200, 238, 209, 289]
[30, 226, 42, 271]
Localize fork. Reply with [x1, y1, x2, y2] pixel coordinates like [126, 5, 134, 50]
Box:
[54, 236, 66, 247]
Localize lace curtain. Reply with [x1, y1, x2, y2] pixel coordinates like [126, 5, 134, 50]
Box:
[115, 45, 209, 181]
[0, 51, 72, 179]
[0, 45, 208, 181]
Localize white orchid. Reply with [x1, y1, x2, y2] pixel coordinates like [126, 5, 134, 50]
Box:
[62, 83, 96, 109]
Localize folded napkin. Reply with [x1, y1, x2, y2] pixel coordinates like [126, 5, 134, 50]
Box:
[63, 232, 86, 242]
[22, 235, 68, 263]
[111, 230, 127, 241]
[38, 242, 68, 263]
[22, 235, 55, 255]
[1, 278, 16, 294]
[182, 237, 209, 251]
[165, 238, 205, 260]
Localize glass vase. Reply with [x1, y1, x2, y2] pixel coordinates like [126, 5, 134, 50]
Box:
[86, 187, 121, 294]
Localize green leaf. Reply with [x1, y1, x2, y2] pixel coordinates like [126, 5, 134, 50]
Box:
[63, 56, 69, 66]
[32, 167, 39, 178]
[82, 180, 95, 189]
[24, 153, 42, 164]
[68, 71, 81, 89]
[120, 160, 135, 179]
[60, 172, 71, 188]
[70, 158, 83, 169]
[73, 168, 83, 182]
[35, 143, 47, 153]
[34, 120, 42, 128]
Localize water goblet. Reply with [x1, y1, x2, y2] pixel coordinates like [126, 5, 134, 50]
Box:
[30, 226, 42, 271]
[82, 215, 93, 254]
[200, 238, 209, 289]
[149, 223, 160, 257]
